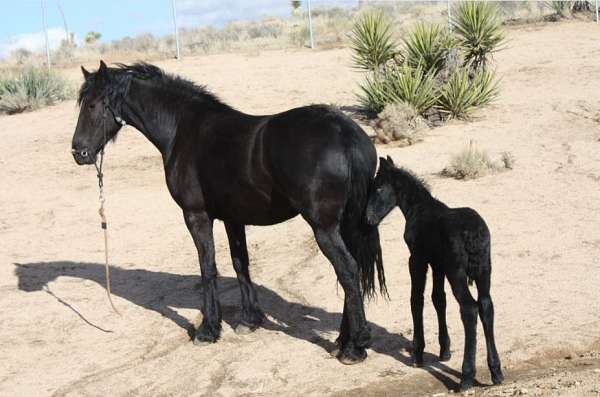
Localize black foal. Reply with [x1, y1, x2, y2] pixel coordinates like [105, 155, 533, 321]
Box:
[365, 156, 503, 390]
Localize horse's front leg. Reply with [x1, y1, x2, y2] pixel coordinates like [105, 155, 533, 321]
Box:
[184, 211, 221, 344]
[409, 254, 427, 367]
[224, 222, 265, 334]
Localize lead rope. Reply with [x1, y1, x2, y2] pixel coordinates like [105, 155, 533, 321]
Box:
[95, 104, 122, 316]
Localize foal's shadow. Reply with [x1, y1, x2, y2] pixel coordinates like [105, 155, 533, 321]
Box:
[14, 261, 462, 390]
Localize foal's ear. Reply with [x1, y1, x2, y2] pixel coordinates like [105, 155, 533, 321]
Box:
[386, 155, 395, 165]
[81, 66, 91, 80]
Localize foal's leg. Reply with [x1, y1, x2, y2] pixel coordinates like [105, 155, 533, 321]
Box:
[432, 268, 451, 361]
[476, 271, 503, 385]
[409, 255, 428, 367]
[224, 222, 265, 333]
[183, 211, 221, 344]
[313, 226, 370, 365]
[447, 267, 479, 390]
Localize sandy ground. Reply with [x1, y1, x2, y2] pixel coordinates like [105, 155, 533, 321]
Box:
[1, 20, 599, 397]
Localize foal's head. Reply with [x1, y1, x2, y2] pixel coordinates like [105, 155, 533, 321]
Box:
[366, 156, 431, 225]
[71, 60, 130, 165]
[366, 156, 397, 225]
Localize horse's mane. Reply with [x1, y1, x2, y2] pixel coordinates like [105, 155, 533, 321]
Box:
[78, 62, 227, 109]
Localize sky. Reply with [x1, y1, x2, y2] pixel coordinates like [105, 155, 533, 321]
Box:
[0, 0, 359, 58]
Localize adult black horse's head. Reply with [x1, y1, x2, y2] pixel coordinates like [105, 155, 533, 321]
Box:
[71, 60, 129, 165]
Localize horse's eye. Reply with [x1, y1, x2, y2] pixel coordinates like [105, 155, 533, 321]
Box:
[88, 103, 96, 110]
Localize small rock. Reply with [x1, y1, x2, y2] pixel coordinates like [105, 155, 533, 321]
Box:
[593, 368, 600, 373]
[519, 388, 529, 395]
[83, 280, 93, 287]
[432, 393, 445, 397]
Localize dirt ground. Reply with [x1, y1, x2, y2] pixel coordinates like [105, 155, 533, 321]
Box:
[1, 20, 599, 397]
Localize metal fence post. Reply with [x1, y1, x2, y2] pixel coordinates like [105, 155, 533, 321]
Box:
[171, 0, 181, 59]
[447, 0, 452, 31]
[41, 0, 51, 70]
[596, 0, 599, 23]
[307, 0, 314, 49]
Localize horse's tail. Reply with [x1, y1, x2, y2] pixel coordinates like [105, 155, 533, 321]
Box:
[340, 142, 388, 299]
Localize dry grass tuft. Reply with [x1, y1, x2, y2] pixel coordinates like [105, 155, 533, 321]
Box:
[373, 102, 428, 145]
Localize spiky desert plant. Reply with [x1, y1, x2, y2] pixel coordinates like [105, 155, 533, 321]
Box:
[383, 65, 438, 115]
[544, 1, 572, 17]
[357, 65, 437, 115]
[436, 68, 499, 119]
[403, 22, 454, 75]
[452, 1, 505, 70]
[349, 11, 397, 71]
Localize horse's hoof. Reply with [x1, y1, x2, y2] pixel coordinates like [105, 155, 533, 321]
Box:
[491, 368, 504, 385]
[411, 353, 424, 367]
[337, 347, 367, 365]
[235, 324, 257, 335]
[439, 350, 452, 362]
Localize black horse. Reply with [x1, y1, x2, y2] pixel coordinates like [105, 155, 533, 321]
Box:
[71, 61, 386, 364]
[365, 156, 503, 390]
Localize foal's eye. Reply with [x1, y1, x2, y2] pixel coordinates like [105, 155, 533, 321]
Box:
[88, 103, 96, 110]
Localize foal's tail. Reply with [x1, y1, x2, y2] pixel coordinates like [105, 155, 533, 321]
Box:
[340, 144, 387, 300]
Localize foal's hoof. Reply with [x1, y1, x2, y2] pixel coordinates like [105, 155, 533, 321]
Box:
[337, 347, 367, 365]
[235, 324, 258, 335]
[411, 354, 424, 368]
[459, 378, 474, 391]
[193, 323, 220, 345]
[439, 350, 452, 362]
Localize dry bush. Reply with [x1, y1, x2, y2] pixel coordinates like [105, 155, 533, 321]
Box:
[442, 141, 499, 180]
[373, 102, 428, 145]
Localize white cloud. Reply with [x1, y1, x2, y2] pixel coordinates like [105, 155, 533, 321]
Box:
[175, 0, 295, 27]
[0, 27, 69, 59]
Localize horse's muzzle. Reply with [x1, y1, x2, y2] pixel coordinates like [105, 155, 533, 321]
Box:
[71, 147, 95, 165]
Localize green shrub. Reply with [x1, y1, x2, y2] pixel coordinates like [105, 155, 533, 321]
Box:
[0, 67, 73, 115]
[349, 11, 397, 71]
[452, 1, 505, 70]
[436, 68, 499, 119]
[442, 141, 498, 180]
[403, 23, 453, 74]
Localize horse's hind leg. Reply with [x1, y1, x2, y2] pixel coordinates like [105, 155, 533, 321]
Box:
[476, 271, 503, 385]
[447, 266, 479, 390]
[313, 226, 370, 365]
[409, 254, 427, 367]
[225, 222, 264, 334]
[432, 267, 451, 361]
[184, 211, 221, 344]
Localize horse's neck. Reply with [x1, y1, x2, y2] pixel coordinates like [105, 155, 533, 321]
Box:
[121, 80, 179, 161]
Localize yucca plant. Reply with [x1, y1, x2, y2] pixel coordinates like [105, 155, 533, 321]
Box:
[452, 1, 505, 70]
[383, 65, 438, 114]
[545, 1, 572, 17]
[0, 67, 73, 114]
[357, 64, 438, 115]
[357, 72, 390, 114]
[349, 11, 398, 71]
[403, 23, 454, 75]
[436, 68, 499, 119]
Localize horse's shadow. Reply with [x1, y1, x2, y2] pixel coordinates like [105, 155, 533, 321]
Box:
[14, 261, 462, 390]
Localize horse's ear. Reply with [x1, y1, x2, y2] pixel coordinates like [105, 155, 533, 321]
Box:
[386, 155, 395, 165]
[98, 60, 109, 80]
[379, 156, 388, 167]
[81, 66, 91, 80]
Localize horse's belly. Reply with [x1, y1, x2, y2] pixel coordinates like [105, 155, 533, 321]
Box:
[211, 190, 298, 226]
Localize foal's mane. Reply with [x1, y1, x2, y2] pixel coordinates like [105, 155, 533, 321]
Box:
[78, 62, 227, 109]
[389, 165, 431, 196]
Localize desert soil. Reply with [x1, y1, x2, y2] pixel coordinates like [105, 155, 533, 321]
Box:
[0, 20, 599, 397]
